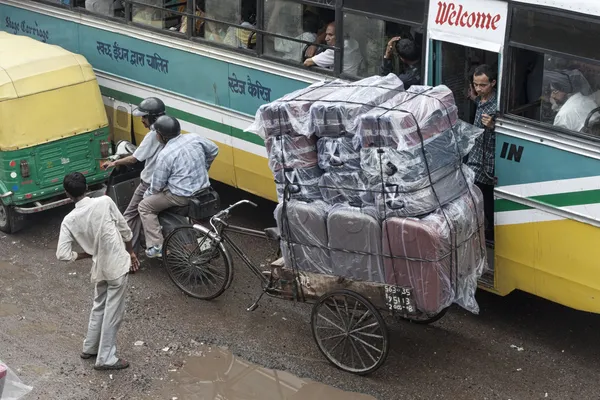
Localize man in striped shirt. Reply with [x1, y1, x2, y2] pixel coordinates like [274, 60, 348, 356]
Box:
[138, 115, 219, 258]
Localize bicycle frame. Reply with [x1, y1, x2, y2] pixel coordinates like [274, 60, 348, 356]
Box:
[198, 200, 274, 286]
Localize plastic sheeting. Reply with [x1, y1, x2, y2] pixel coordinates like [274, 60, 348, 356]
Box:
[0, 361, 32, 400]
[246, 74, 404, 139]
[252, 77, 488, 316]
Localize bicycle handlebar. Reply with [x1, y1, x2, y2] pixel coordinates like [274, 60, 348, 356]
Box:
[210, 200, 258, 224]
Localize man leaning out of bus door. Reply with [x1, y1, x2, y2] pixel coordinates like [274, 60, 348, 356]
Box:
[102, 97, 166, 256]
[380, 36, 421, 89]
[466, 64, 497, 246]
[139, 116, 219, 259]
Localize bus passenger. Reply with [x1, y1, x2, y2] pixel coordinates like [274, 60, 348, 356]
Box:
[546, 69, 599, 132]
[273, 13, 319, 62]
[303, 22, 363, 76]
[139, 116, 219, 259]
[380, 37, 421, 89]
[466, 64, 497, 244]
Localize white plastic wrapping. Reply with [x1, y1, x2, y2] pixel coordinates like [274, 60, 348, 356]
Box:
[354, 85, 459, 149]
[318, 171, 371, 205]
[275, 200, 332, 275]
[245, 74, 404, 139]
[0, 361, 33, 400]
[327, 203, 385, 283]
[274, 166, 323, 202]
[382, 185, 487, 315]
[308, 74, 404, 137]
[265, 134, 318, 172]
[360, 120, 483, 183]
[317, 135, 361, 172]
[368, 164, 474, 218]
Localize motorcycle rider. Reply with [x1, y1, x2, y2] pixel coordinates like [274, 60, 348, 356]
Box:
[139, 115, 219, 258]
[102, 97, 166, 254]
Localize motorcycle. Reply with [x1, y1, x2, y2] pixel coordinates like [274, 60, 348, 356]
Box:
[103, 140, 221, 242]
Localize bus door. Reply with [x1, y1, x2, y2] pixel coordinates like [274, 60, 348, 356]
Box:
[425, 0, 509, 287]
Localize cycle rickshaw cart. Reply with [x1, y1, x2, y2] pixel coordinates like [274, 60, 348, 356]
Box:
[162, 75, 489, 375]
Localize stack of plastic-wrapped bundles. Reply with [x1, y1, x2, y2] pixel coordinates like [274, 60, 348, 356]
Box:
[246, 74, 489, 316]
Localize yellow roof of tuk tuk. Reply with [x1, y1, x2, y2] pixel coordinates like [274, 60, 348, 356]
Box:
[0, 32, 108, 151]
[0, 32, 97, 100]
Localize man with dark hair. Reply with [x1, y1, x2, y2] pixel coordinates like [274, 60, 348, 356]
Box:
[466, 64, 498, 244]
[380, 37, 421, 89]
[56, 172, 139, 371]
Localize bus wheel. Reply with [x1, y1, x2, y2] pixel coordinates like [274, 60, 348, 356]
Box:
[0, 204, 18, 234]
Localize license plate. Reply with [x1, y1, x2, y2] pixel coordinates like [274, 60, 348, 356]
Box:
[384, 285, 417, 314]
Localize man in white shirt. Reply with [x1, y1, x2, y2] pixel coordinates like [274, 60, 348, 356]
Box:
[547, 69, 599, 132]
[56, 172, 139, 371]
[303, 22, 363, 76]
[103, 97, 166, 254]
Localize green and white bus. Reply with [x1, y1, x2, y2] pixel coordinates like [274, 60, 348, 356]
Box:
[3, 0, 600, 315]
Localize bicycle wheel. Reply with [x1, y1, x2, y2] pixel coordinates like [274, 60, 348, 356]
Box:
[311, 289, 389, 375]
[162, 226, 232, 300]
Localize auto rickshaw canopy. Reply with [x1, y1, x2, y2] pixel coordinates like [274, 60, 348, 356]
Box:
[0, 32, 108, 151]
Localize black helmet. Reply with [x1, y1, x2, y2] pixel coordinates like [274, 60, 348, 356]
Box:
[132, 97, 166, 118]
[153, 115, 181, 140]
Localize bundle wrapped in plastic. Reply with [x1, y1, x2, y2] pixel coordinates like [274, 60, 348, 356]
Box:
[317, 135, 361, 172]
[265, 134, 318, 172]
[327, 203, 385, 283]
[246, 79, 345, 138]
[274, 166, 323, 202]
[309, 74, 405, 137]
[382, 185, 487, 315]
[367, 164, 474, 218]
[318, 170, 372, 205]
[360, 120, 483, 183]
[0, 361, 33, 400]
[354, 85, 459, 149]
[275, 200, 332, 275]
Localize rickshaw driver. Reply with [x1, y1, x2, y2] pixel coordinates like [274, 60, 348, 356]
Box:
[102, 97, 166, 254]
[138, 115, 219, 259]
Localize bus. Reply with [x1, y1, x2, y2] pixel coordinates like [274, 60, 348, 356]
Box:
[1, 0, 599, 315]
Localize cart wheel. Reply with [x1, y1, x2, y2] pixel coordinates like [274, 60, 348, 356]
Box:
[162, 226, 232, 300]
[397, 307, 449, 325]
[311, 289, 389, 375]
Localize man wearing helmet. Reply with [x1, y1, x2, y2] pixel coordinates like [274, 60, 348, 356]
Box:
[138, 115, 219, 258]
[103, 97, 166, 254]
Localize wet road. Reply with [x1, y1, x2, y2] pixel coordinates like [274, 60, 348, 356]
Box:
[0, 183, 599, 400]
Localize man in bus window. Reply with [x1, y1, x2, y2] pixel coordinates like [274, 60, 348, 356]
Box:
[546, 69, 599, 132]
[85, 0, 115, 16]
[380, 37, 421, 89]
[303, 22, 363, 76]
[466, 64, 497, 245]
[139, 116, 219, 259]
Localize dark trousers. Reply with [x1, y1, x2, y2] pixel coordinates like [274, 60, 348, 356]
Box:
[476, 182, 494, 241]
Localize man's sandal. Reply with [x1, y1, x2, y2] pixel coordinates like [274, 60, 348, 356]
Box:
[94, 359, 130, 371]
[80, 352, 97, 359]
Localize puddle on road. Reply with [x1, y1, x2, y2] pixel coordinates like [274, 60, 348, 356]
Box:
[164, 346, 377, 400]
[0, 260, 35, 280]
[0, 303, 21, 317]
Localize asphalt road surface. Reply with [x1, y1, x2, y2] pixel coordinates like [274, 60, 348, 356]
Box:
[0, 183, 598, 400]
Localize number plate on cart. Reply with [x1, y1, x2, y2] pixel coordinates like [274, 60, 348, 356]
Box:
[384, 285, 417, 314]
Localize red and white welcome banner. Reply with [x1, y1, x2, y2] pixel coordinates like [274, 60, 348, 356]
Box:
[427, 0, 508, 52]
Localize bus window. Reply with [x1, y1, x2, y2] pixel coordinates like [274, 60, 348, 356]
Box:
[130, 0, 187, 31]
[74, 0, 123, 17]
[507, 8, 600, 137]
[204, 0, 257, 50]
[342, 15, 422, 79]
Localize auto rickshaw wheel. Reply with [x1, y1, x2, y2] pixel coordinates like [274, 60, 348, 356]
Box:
[0, 203, 17, 234]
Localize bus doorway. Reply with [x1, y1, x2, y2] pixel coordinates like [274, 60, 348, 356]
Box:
[431, 41, 499, 125]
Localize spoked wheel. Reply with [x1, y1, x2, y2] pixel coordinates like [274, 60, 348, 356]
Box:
[396, 307, 449, 325]
[311, 289, 389, 375]
[162, 226, 232, 300]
